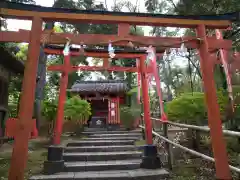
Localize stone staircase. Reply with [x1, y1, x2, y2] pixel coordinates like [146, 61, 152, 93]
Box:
[30, 128, 169, 180]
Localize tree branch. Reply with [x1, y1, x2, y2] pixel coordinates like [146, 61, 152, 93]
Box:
[225, 28, 240, 39]
[167, 0, 179, 12]
[187, 54, 202, 79]
[104, 0, 108, 10]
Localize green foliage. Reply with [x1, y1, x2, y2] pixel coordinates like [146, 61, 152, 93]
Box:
[216, 89, 229, 117]
[225, 85, 240, 131]
[120, 106, 140, 129]
[127, 86, 139, 95]
[175, 0, 240, 50]
[166, 90, 228, 125]
[53, 25, 64, 33]
[42, 100, 58, 122]
[8, 0, 36, 4]
[8, 102, 18, 118]
[166, 92, 206, 125]
[64, 96, 91, 123]
[15, 44, 28, 61]
[130, 26, 144, 36]
[7, 91, 20, 118]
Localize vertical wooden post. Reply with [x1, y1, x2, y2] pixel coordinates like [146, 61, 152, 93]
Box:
[53, 54, 70, 145]
[163, 123, 173, 170]
[118, 23, 130, 36]
[140, 98, 145, 140]
[108, 98, 111, 126]
[103, 58, 110, 68]
[117, 97, 120, 125]
[8, 16, 42, 180]
[196, 24, 231, 179]
[139, 56, 153, 144]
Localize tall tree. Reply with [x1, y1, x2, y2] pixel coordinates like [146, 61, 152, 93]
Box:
[176, 0, 240, 50]
[7, 0, 35, 3]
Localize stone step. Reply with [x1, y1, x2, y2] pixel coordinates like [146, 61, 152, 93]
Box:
[67, 140, 135, 147]
[30, 169, 169, 180]
[81, 137, 139, 141]
[63, 151, 142, 162]
[84, 127, 141, 131]
[82, 129, 142, 135]
[64, 159, 141, 172]
[84, 128, 109, 132]
[89, 133, 142, 138]
[64, 145, 140, 153]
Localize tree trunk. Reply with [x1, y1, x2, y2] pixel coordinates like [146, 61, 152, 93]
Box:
[33, 23, 54, 130]
[127, 72, 132, 107]
[219, 65, 227, 90]
[187, 55, 194, 94]
[162, 60, 172, 101]
[193, 130, 200, 152]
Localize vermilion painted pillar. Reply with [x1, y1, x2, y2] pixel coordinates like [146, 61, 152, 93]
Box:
[118, 23, 130, 36]
[139, 56, 153, 144]
[196, 25, 231, 179]
[53, 54, 70, 145]
[8, 17, 43, 180]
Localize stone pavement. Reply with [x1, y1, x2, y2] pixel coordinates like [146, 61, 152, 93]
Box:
[30, 128, 169, 180]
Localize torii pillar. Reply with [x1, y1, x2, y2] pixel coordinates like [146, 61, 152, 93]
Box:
[8, 16, 43, 180]
[53, 52, 70, 145]
[197, 25, 231, 179]
[139, 55, 162, 169]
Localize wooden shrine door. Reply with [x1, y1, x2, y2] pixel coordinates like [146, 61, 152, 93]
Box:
[108, 98, 120, 125]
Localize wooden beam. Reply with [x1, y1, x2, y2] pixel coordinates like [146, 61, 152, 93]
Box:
[0, 30, 232, 50]
[48, 65, 139, 73]
[0, 7, 231, 28]
[43, 49, 153, 58]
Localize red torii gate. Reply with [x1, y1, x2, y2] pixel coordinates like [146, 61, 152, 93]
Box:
[0, 1, 236, 179]
[45, 47, 164, 145]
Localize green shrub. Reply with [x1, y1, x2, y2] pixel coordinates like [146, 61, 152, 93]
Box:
[166, 92, 206, 125]
[64, 96, 91, 123]
[120, 106, 141, 129]
[41, 100, 58, 136]
[166, 90, 228, 125]
[216, 89, 229, 119]
[8, 102, 18, 118]
[42, 100, 58, 122]
[8, 94, 20, 118]
[64, 96, 91, 134]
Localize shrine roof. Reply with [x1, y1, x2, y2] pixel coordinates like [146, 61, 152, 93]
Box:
[0, 46, 24, 74]
[69, 80, 128, 94]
